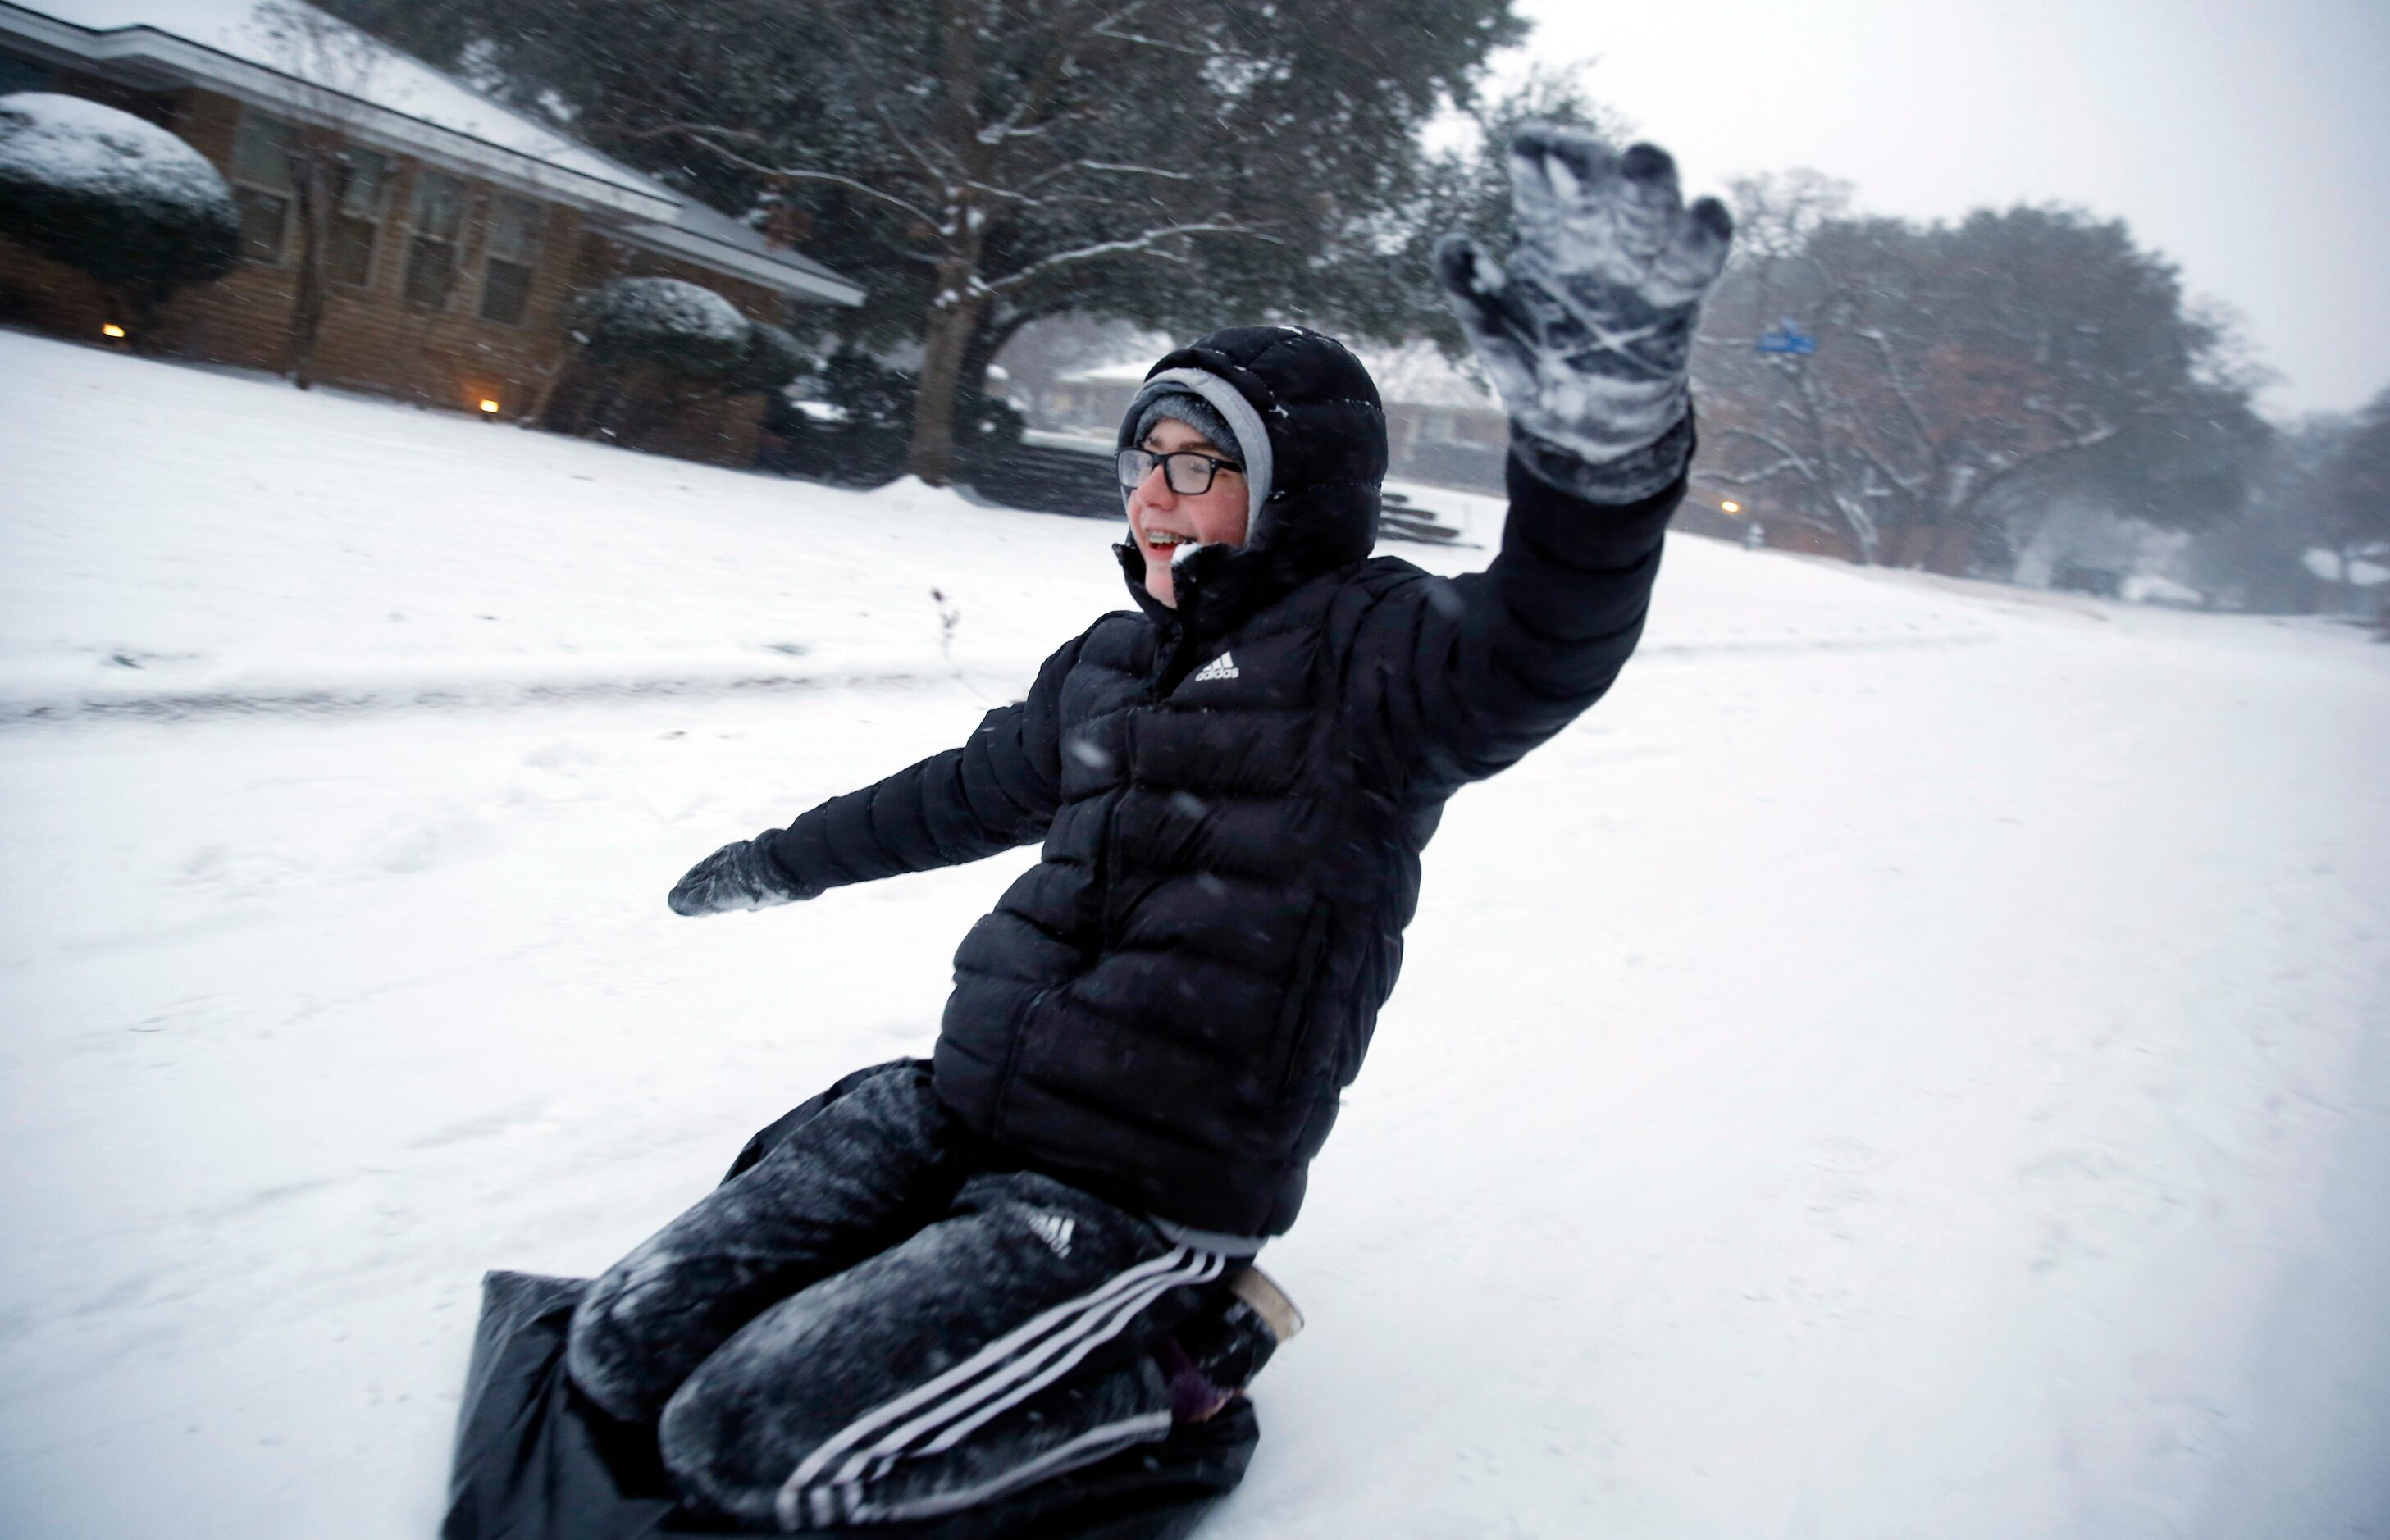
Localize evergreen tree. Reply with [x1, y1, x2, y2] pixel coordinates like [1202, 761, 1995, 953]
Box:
[324, 0, 1526, 484]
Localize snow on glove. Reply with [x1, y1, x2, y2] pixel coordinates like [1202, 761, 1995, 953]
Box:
[667, 838, 819, 916]
[1435, 125, 1733, 504]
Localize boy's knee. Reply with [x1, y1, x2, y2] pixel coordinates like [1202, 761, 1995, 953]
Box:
[658, 1338, 822, 1529]
[563, 1274, 664, 1424]
[564, 1246, 735, 1424]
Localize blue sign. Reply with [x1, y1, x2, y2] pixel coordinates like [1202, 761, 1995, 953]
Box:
[1756, 319, 1816, 356]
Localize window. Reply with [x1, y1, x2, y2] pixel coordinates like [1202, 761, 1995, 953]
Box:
[325, 148, 392, 288]
[230, 108, 297, 265]
[403, 169, 468, 309]
[233, 187, 290, 264]
[232, 107, 296, 189]
[477, 194, 542, 325]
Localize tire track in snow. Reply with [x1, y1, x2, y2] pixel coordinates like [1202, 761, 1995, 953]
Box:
[0, 665, 1012, 727]
[0, 628, 1997, 727]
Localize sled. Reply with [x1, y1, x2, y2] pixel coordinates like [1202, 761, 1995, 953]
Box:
[438, 1270, 1257, 1540]
[440, 1068, 1261, 1538]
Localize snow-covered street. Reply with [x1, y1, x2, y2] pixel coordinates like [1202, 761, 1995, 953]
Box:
[2, 328, 2386, 1537]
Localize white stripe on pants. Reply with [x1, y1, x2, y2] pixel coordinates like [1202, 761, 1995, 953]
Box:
[775, 1245, 1226, 1529]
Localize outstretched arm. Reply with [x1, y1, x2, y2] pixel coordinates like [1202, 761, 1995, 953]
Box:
[668, 629, 1090, 915]
[1351, 453, 1680, 790]
[1351, 126, 1731, 789]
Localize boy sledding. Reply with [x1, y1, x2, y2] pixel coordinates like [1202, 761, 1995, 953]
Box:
[445, 123, 1730, 1536]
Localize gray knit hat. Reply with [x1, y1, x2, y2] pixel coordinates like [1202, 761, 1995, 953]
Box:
[1119, 368, 1275, 524]
[1132, 389, 1241, 470]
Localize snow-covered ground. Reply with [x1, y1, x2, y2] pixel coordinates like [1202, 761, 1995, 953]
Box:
[2, 327, 2386, 1538]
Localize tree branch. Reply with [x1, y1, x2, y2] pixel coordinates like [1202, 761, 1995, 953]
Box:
[978, 2, 1155, 174]
[826, 0, 955, 187]
[1951, 424, 2121, 522]
[980, 221, 1269, 295]
[1850, 325, 1936, 461]
[1090, 18, 1254, 61]
[1709, 427, 1829, 489]
[646, 125, 941, 227]
[1022, 159, 1194, 192]
[1697, 456, 1807, 486]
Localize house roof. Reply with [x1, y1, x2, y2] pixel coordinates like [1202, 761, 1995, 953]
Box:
[0, 0, 861, 306]
[1358, 339, 1498, 412]
[1061, 338, 1500, 412]
[620, 186, 858, 308]
[1060, 358, 1159, 386]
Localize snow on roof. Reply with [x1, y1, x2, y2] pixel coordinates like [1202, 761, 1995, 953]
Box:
[1063, 336, 1498, 412]
[4, 1, 862, 303]
[2122, 572, 2205, 606]
[1355, 339, 1498, 411]
[2301, 548, 2389, 586]
[25, 0, 649, 195]
[637, 193, 856, 301]
[1061, 359, 1156, 385]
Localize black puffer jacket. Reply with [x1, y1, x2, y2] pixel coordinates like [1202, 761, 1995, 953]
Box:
[766, 326, 1681, 1236]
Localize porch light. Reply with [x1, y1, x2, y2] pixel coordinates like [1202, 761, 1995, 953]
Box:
[102, 323, 126, 339]
[1721, 499, 1742, 514]
[478, 399, 501, 414]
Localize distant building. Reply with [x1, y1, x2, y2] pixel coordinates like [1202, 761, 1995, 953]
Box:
[1366, 341, 1511, 491]
[2301, 547, 2390, 617]
[1043, 339, 1511, 493]
[1043, 337, 1772, 540]
[0, 0, 861, 467]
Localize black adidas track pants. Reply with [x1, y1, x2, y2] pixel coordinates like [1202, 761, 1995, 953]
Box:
[563, 1060, 1232, 1529]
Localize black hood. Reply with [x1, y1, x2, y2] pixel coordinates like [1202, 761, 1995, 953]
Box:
[1115, 326, 1387, 637]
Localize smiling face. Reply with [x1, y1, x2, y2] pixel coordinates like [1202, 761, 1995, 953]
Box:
[1126, 416, 1250, 608]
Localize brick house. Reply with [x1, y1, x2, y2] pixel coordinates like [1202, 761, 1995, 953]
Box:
[0, 0, 862, 467]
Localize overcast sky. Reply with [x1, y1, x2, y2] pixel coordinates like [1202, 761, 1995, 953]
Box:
[1515, 0, 2390, 418]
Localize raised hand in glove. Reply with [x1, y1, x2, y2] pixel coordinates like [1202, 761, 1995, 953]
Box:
[1435, 125, 1733, 503]
[667, 837, 819, 916]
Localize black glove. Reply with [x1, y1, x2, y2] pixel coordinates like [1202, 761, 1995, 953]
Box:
[1435, 125, 1733, 503]
[667, 837, 819, 917]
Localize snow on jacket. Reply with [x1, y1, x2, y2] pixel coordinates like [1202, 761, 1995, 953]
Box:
[764, 326, 1684, 1236]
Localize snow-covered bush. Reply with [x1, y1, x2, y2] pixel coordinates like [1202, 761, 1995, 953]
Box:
[0, 93, 240, 331]
[551, 276, 801, 453]
[760, 348, 1023, 487]
[717, 319, 809, 395]
[573, 276, 750, 380]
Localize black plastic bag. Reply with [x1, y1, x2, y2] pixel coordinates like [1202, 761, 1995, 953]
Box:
[441, 1269, 718, 1539]
[440, 1066, 1258, 1538]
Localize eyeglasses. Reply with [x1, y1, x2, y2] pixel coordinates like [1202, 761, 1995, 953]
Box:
[1117, 447, 1241, 497]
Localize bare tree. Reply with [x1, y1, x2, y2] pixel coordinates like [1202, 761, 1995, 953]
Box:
[1716, 168, 1850, 337]
[1694, 203, 2265, 570]
[256, 1, 386, 390]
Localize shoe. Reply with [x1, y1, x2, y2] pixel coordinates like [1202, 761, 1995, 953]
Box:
[1158, 1267, 1303, 1424]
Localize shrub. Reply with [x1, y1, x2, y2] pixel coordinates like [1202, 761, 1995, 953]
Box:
[759, 348, 1026, 486]
[572, 276, 750, 379]
[717, 318, 809, 395]
[0, 92, 239, 335]
[969, 392, 1026, 453]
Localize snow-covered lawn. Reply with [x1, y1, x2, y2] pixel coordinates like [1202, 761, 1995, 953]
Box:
[2, 327, 2385, 1538]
